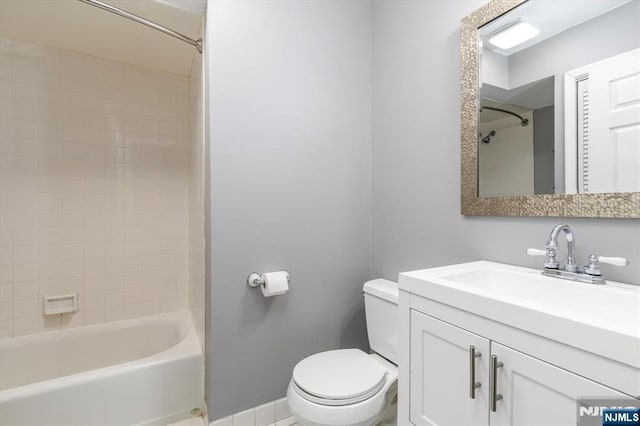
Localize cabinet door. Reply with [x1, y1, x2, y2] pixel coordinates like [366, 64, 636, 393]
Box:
[490, 342, 630, 426]
[410, 310, 490, 426]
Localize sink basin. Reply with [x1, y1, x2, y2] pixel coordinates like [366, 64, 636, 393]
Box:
[442, 266, 639, 326]
[399, 261, 640, 369]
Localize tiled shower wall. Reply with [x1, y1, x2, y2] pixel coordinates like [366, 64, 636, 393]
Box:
[478, 111, 534, 197]
[189, 41, 205, 349]
[0, 37, 192, 338]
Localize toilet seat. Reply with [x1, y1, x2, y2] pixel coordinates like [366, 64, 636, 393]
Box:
[292, 349, 387, 406]
[287, 352, 398, 426]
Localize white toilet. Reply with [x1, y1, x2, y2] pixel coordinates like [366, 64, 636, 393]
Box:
[287, 279, 399, 426]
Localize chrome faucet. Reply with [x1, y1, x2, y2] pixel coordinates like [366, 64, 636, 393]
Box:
[527, 223, 629, 285]
[545, 223, 577, 272]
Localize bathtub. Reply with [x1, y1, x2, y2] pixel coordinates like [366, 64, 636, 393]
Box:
[0, 311, 204, 426]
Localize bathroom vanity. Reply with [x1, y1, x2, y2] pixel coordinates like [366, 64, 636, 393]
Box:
[397, 261, 640, 426]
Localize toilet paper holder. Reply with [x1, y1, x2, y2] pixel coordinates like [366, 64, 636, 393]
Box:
[247, 271, 290, 288]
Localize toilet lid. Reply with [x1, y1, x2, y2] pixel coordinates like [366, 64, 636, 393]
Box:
[292, 349, 387, 404]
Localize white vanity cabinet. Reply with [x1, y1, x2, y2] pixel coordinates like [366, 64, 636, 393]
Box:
[397, 261, 640, 426]
[408, 310, 628, 426]
[409, 311, 490, 426]
[489, 342, 627, 426]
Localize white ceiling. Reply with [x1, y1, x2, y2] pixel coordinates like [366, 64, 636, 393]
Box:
[0, 0, 204, 76]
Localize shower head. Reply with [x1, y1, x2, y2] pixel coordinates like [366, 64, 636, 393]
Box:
[481, 130, 496, 144]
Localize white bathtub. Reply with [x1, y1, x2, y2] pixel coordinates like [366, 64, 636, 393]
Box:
[0, 311, 204, 426]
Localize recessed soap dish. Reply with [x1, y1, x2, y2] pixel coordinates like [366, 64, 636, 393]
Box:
[43, 293, 78, 315]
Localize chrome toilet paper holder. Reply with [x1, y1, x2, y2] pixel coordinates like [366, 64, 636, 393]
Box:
[247, 271, 290, 288]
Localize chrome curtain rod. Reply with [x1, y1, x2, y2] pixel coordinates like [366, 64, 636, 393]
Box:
[481, 106, 529, 126]
[77, 0, 203, 53]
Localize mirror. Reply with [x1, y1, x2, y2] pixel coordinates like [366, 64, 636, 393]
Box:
[460, 0, 640, 217]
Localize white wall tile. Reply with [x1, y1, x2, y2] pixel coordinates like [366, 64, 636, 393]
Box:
[0, 284, 13, 302]
[13, 316, 37, 336]
[38, 314, 61, 333]
[38, 175, 62, 193]
[38, 245, 61, 264]
[61, 310, 84, 329]
[83, 308, 105, 325]
[61, 277, 82, 293]
[0, 302, 13, 320]
[2, 36, 196, 338]
[13, 298, 38, 318]
[13, 264, 37, 282]
[38, 279, 61, 296]
[38, 228, 62, 245]
[188, 33, 205, 352]
[0, 320, 13, 338]
[104, 306, 124, 322]
[0, 247, 13, 265]
[13, 245, 37, 264]
[13, 281, 37, 300]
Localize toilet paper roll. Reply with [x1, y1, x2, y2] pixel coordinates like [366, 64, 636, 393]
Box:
[261, 271, 289, 297]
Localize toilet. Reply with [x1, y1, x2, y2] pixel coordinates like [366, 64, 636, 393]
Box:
[287, 279, 399, 426]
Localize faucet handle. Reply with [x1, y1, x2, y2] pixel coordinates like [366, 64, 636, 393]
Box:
[526, 248, 546, 256]
[584, 254, 602, 276]
[598, 256, 630, 267]
[584, 254, 630, 276]
[526, 248, 559, 269]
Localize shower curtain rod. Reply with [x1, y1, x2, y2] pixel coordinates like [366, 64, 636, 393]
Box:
[481, 106, 529, 126]
[77, 0, 203, 53]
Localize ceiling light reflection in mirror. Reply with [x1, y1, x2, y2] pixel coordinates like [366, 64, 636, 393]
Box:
[488, 21, 540, 50]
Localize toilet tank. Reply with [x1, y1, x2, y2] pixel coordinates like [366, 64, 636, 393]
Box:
[363, 279, 399, 365]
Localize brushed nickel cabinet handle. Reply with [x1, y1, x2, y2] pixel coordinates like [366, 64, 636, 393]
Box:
[490, 355, 503, 412]
[469, 345, 482, 399]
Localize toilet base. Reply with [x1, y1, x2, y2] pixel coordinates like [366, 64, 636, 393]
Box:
[287, 381, 397, 426]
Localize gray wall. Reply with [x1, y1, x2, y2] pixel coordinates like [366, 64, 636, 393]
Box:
[205, 0, 372, 420]
[371, 0, 640, 284]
